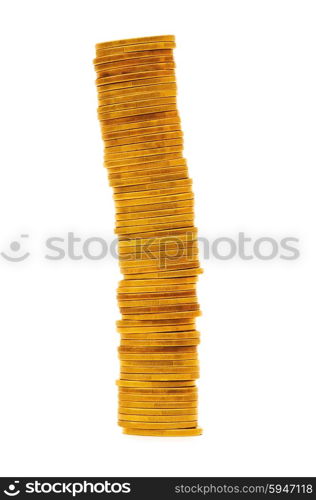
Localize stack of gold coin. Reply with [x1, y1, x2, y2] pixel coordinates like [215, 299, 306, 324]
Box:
[94, 35, 202, 437]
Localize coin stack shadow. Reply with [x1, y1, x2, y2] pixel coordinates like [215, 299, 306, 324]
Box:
[94, 35, 202, 437]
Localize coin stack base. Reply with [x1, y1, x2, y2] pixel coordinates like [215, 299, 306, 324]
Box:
[94, 35, 202, 436]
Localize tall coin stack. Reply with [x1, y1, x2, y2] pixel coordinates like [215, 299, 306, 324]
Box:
[94, 35, 202, 436]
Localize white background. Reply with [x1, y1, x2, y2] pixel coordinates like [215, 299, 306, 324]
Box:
[0, 0, 315, 477]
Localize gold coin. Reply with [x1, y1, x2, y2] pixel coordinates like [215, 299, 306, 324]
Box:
[118, 386, 197, 394]
[117, 326, 197, 334]
[106, 138, 182, 154]
[120, 367, 199, 375]
[106, 145, 182, 162]
[106, 130, 182, 147]
[97, 77, 177, 96]
[94, 51, 174, 65]
[123, 427, 202, 436]
[98, 84, 177, 105]
[118, 414, 197, 423]
[96, 41, 175, 57]
[101, 105, 178, 122]
[116, 200, 192, 215]
[120, 358, 199, 366]
[101, 96, 177, 114]
[117, 277, 197, 287]
[117, 316, 197, 324]
[113, 178, 191, 194]
[119, 352, 198, 360]
[119, 328, 200, 336]
[120, 340, 200, 348]
[94, 49, 174, 65]
[108, 161, 187, 176]
[118, 296, 197, 306]
[119, 421, 197, 431]
[119, 331, 199, 340]
[118, 393, 197, 401]
[96, 35, 175, 50]
[107, 152, 183, 169]
[116, 214, 194, 229]
[96, 63, 175, 80]
[109, 166, 188, 182]
[119, 400, 197, 408]
[116, 380, 196, 388]
[110, 172, 188, 188]
[115, 195, 193, 210]
[96, 68, 175, 85]
[107, 156, 185, 171]
[101, 117, 180, 135]
[104, 122, 180, 139]
[119, 405, 197, 413]
[96, 41, 176, 56]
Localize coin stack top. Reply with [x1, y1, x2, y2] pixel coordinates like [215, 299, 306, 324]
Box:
[94, 35, 202, 437]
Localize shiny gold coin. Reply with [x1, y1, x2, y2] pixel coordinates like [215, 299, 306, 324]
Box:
[119, 352, 198, 360]
[96, 63, 175, 80]
[118, 392, 198, 401]
[115, 204, 193, 219]
[119, 331, 199, 340]
[119, 421, 197, 430]
[96, 35, 175, 50]
[96, 41, 176, 56]
[116, 214, 194, 229]
[108, 156, 185, 172]
[117, 288, 196, 297]
[118, 386, 197, 394]
[120, 358, 199, 366]
[106, 138, 182, 154]
[118, 296, 197, 306]
[116, 380, 195, 388]
[106, 151, 182, 168]
[101, 96, 177, 114]
[110, 171, 188, 188]
[123, 427, 202, 436]
[118, 277, 197, 287]
[115, 194, 193, 210]
[117, 326, 197, 334]
[106, 130, 182, 147]
[117, 225, 195, 240]
[98, 85, 177, 106]
[104, 122, 180, 140]
[96, 42, 176, 58]
[120, 340, 200, 348]
[94, 49, 173, 65]
[97, 77, 176, 96]
[113, 178, 191, 194]
[101, 117, 180, 135]
[94, 51, 174, 66]
[114, 184, 192, 201]
[119, 400, 198, 409]
[106, 145, 182, 162]
[120, 367, 199, 375]
[96, 69, 175, 86]
[118, 326, 196, 334]
[109, 166, 188, 182]
[119, 405, 197, 414]
[116, 199, 192, 215]
[101, 105, 178, 122]
[120, 372, 199, 380]
[121, 312, 201, 322]
[118, 414, 197, 423]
